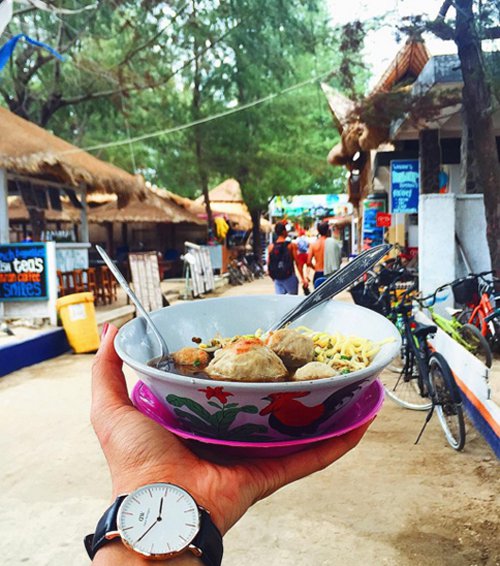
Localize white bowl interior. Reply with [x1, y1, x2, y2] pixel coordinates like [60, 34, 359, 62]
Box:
[115, 295, 401, 387]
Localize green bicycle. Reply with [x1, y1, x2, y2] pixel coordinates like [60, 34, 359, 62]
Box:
[421, 284, 492, 369]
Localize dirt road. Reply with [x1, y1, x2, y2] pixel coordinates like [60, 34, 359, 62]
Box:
[0, 278, 498, 565]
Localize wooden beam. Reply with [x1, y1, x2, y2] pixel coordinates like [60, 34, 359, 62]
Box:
[80, 185, 89, 242]
[0, 168, 9, 243]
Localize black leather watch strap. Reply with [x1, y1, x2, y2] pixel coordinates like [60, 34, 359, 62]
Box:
[84, 495, 126, 560]
[84, 493, 223, 565]
[192, 509, 223, 566]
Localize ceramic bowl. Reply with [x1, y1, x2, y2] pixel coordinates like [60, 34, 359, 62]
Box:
[131, 379, 385, 458]
[115, 295, 400, 442]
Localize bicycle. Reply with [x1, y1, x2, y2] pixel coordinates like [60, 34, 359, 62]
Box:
[454, 271, 500, 352]
[382, 284, 466, 451]
[420, 283, 492, 368]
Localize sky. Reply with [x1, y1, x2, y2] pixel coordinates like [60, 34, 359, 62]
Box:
[326, 0, 458, 89]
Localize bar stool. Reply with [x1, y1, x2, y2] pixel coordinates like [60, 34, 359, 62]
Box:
[73, 269, 86, 293]
[86, 267, 98, 300]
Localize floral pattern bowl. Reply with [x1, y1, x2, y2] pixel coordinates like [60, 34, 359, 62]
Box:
[131, 379, 385, 457]
[115, 295, 400, 442]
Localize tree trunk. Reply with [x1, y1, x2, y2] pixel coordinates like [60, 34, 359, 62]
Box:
[455, 0, 500, 272]
[191, 0, 213, 241]
[250, 208, 263, 264]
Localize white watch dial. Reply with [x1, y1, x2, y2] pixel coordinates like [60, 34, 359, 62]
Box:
[117, 483, 200, 557]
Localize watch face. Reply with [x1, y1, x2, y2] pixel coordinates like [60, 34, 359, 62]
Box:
[117, 483, 200, 558]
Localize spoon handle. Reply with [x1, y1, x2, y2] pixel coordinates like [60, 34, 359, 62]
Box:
[95, 246, 169, 356]
[267, 244, 391, 332]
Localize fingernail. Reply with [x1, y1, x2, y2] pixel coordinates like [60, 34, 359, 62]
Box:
[101, 322, 109, 340]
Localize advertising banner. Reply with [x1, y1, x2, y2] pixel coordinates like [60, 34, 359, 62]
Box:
[362, 197, 386, 248]
[0, 243, 48, 301]
[390, 160, 419, 214]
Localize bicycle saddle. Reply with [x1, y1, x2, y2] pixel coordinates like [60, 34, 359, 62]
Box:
[413, 322, 437, 338]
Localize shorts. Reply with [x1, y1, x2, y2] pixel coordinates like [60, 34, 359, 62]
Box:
[274, 274, 299, 295]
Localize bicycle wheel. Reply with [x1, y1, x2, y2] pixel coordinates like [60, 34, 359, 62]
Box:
[382, 346, 432, 410]
[458, 323, 492, 368]
[428, 352, 466, 451]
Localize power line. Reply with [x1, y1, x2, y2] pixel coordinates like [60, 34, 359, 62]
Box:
[59, 67, 337, 156]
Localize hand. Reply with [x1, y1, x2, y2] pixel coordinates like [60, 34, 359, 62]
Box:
[92, 325, 374, 537]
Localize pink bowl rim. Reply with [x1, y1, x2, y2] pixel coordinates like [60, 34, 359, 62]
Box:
[131, 378, 384, 448]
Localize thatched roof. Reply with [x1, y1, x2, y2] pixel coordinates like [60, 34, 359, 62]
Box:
[371, 40, 430, 94]
[325, 40, 430, 168]
[192, 179, 272, 233]
[8, 196, 80, 223]
[195, 178, 243, 203]
[88, 187, 205, 225]
[0, 107, 145, 199]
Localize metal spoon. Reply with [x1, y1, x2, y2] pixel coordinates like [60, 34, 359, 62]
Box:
[267, 243, 391, 332]
[96, 245, 169, 359]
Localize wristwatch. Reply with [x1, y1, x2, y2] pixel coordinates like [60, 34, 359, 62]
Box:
[84, 483, 223, 564]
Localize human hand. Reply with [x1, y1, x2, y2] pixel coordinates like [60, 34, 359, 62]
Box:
[92, 324, 374, 536]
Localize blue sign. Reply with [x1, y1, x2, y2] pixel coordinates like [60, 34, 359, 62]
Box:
[362, 197, 386, 248]
[391, 160, 419, 214]
[0, 243, 49, 301]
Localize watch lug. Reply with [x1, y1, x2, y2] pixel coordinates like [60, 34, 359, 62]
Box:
[104, 531, 121, 540]
[189, 544, 203, 557]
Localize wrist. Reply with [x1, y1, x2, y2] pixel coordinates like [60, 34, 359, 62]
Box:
[92, 541, 203, 565]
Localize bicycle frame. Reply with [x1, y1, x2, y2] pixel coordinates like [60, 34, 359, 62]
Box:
[426, 306, 469, 349]
[467, 292, 496, 338]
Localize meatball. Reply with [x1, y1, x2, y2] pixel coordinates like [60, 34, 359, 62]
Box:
[172, 347, 210, 369]
[266, 329, 314, 369]
[292, 361, 338, 381]
[206, 337, 288, 382]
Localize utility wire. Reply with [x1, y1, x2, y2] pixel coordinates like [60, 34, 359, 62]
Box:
[59, 67, 337, 156]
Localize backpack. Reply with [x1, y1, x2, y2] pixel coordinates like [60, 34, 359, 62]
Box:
[268, 241, 294, 280]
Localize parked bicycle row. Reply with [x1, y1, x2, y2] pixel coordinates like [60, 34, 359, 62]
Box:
[349, 266, 499, 452]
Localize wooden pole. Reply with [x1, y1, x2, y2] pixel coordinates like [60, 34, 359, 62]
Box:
[0, 168, 9, 243]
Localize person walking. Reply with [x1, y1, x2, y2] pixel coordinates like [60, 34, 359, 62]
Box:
[307, 221, 331, 289]
[324, 225, 342, 277]
[294, 229, 311, 295]
[267, 223, 305, 295]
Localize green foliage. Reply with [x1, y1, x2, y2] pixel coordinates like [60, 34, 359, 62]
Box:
[1, 0, 367, 204]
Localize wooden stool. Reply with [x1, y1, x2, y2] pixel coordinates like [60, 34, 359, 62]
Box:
[57, 270, 65, 297]
[62, 271, 75, 295]
[73, 269, 86, 293]
[86, 267, 98, 300]
[97, 266, 112, 305]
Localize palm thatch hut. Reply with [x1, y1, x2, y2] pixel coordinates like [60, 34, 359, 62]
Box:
[0, 106, 145, 244]
[88, 186, 207, 276]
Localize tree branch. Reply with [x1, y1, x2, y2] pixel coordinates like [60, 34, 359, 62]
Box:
[438, 0, 453, 20]
[428, 19, 456, 40]
[481, 26, 500, 40]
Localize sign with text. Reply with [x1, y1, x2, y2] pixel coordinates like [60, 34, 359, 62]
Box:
[391, 160, 419, 214]
[362, 197, 386, 248]
[376, 212, 392, 227]
[0, 243, 48, 301]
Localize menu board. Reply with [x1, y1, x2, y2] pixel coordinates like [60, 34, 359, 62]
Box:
[390, 160, 419, 213]
[0, 243, 48, 301]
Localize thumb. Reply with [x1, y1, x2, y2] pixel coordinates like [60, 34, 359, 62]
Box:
[91, 324, 132, 418]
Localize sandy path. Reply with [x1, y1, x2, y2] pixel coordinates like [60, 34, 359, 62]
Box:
[0, 278, 498, 565]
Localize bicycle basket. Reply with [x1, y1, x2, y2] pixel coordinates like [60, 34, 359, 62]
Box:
[378, 268, 402, 286]
[452, 277, 479, 305]
[349, 282, 389, 315]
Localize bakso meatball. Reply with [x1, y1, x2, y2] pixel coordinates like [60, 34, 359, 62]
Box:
[266, 329, 314, 369]
[293, 361, 338, 381]
[172, 347, 210, 369]
[206, 337, 288, 382]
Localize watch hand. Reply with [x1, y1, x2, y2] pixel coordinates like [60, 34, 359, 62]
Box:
[135, 519, 158, 544]
[158, 497, 163, 520]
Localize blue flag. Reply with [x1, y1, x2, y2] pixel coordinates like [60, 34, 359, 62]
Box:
[0, 33, 64, 72]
